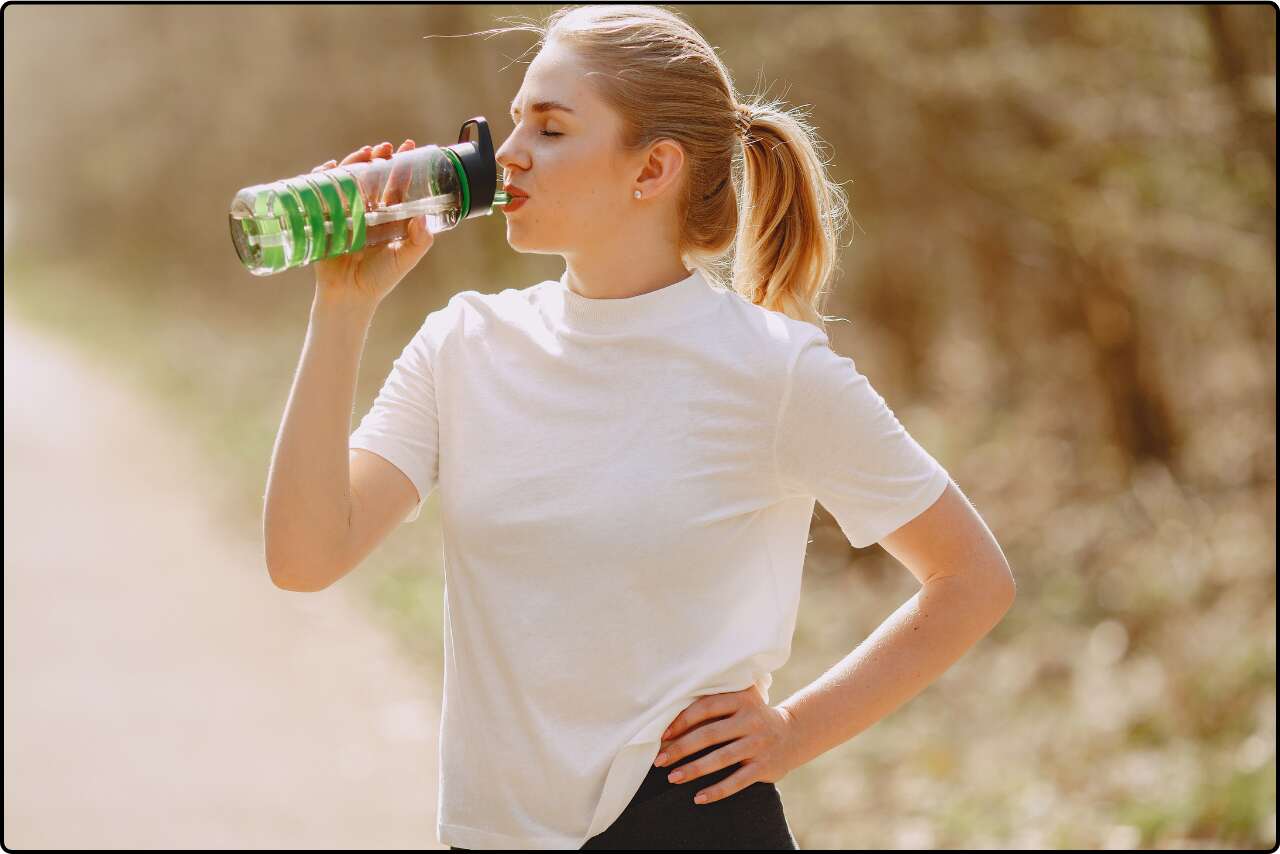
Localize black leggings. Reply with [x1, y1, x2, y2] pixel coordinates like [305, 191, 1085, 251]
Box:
[450, 739, 799, 849]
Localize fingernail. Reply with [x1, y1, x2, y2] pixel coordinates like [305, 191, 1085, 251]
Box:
[655, 753, 668, 766]
[667, 770, 683, 782]
[694, 793, 708, 804]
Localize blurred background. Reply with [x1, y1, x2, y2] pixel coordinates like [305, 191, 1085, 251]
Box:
[3, 3, 1275, 849]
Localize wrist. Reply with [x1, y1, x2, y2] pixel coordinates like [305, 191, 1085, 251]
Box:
[776, 696, 819, 771]
[311, 288, 379, 324]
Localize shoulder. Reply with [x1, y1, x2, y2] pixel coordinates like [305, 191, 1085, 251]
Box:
[713, 286, 834, 374]
[447, 279, 553, 319]
[427, 279, 555, 338]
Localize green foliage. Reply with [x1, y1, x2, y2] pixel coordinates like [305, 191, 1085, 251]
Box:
[4, 4, 1274, 849]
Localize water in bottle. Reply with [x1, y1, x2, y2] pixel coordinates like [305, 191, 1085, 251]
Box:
[229, 116, 512, 276]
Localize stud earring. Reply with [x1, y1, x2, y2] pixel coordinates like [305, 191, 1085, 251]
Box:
[634, 190, 642, 199]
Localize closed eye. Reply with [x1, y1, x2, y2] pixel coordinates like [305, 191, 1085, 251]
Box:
[540, 131, 562, 137]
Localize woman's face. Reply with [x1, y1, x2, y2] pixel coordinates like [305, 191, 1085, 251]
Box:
[495, 43, 636, 257]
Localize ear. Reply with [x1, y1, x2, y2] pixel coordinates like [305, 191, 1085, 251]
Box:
[633, 138, 686, 200]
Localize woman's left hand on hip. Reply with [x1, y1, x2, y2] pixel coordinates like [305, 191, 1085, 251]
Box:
[652, 682, 800, 804]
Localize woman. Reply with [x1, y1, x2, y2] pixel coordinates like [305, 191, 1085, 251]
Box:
[264, 5, 1016, 850]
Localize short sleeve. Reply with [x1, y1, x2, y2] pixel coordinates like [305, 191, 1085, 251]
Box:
[775, 329, 950, 549]
[349, 314, 440, 524]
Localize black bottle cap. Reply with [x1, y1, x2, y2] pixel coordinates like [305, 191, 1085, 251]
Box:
[446, 117, 497, 220]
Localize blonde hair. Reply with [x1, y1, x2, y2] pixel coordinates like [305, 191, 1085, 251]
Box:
[470, 4, 852, 331]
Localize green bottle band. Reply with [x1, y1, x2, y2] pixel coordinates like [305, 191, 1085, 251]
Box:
[333, 172, 366, 253]
[441, 148, 470, 220]
[311, 173, 350, 256]
[255, 164, 396, 270]
[274, 185, 307, 268]
[289, 177, 330, 263]
[252, 186, 285, 271]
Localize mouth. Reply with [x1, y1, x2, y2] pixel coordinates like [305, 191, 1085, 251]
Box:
[503, 195, 530, 213]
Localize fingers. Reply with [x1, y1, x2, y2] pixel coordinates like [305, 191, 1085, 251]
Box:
[409, 212, 432, 247]
[664, 692, 738, 743]
[308, 144, 371, 175]
[661, 736, 751, 792]
[688, 764, 759, 806]
[314, 139, 411, 178]
[309, 141, 424, 250]
[381, 139, 416, 208]
[340, 145, 374, 166]
[656, 717, 737, 768]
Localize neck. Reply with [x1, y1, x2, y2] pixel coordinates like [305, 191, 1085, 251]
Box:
[562, 252, 692, 300]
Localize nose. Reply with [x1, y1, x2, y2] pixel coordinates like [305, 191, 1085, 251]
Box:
[495, 133, 527, 179]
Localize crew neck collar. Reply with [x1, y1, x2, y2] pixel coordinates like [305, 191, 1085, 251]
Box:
[542, 267, 719, 335]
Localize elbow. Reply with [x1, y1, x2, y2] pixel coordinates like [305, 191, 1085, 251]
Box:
[970, 559, 1016, 614]
[267, 560, 332, 593]
[992, 567, 1016, 613]
[264, 541, 336, 593]
[268, 571, 320, 593]
[262, 511, 351, 593]
[263, 517, 335, 592]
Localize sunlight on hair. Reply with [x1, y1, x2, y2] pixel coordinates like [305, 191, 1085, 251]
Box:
[434, 4, 855, 332]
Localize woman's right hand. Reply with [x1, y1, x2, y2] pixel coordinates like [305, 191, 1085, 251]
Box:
[311, 140, 436, 308]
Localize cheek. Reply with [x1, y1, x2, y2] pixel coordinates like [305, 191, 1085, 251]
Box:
[552, 147, 615, 196]
[522, 148, 624, 222]
[542, 175, 611, 214]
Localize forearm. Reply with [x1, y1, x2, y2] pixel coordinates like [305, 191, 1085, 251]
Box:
[778, 574, 1014, 769]
[263, 291, 377, 586]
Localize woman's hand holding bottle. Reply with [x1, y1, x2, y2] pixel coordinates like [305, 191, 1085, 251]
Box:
[312, 140, 435, 309]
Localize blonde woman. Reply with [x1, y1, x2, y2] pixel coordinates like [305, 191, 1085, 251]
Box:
[264, 5, 1016, 850]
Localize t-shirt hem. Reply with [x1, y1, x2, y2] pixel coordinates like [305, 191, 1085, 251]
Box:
[347, 436, 429, 523]
[439, 821, 581, 850]
[862, 462, 950, 547]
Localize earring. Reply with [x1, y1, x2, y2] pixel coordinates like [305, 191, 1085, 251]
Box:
[634, 190, 642, 199]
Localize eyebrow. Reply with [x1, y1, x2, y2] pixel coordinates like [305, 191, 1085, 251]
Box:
[509, 99, 576, 120]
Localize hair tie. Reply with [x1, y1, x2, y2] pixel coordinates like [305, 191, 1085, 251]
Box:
[734, 104, 753, 140]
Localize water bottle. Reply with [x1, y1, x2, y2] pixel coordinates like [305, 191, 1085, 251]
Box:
[229, 116, 512, 276]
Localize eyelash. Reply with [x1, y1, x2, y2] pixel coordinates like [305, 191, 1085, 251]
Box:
[510, 120, 562, 138]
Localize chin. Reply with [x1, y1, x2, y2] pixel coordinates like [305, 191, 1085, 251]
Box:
[504, 231, 534, 251]
[504, 227, 567, 255]
[504, 235, 554, 255]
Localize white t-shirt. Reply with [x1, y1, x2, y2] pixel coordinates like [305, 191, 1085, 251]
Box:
[348, 267, 949, 849]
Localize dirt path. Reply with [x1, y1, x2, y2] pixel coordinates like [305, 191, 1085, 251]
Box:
[2, 314, 444, 848]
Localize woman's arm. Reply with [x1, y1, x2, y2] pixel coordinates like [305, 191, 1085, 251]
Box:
[777, 479, 1015, 768]
[654, 479, 1015, 805]
[263, 138, 436, 592]
[263, 292, 377, 591]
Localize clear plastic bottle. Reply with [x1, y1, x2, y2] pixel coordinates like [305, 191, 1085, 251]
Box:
[229, 116, 511, 276]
